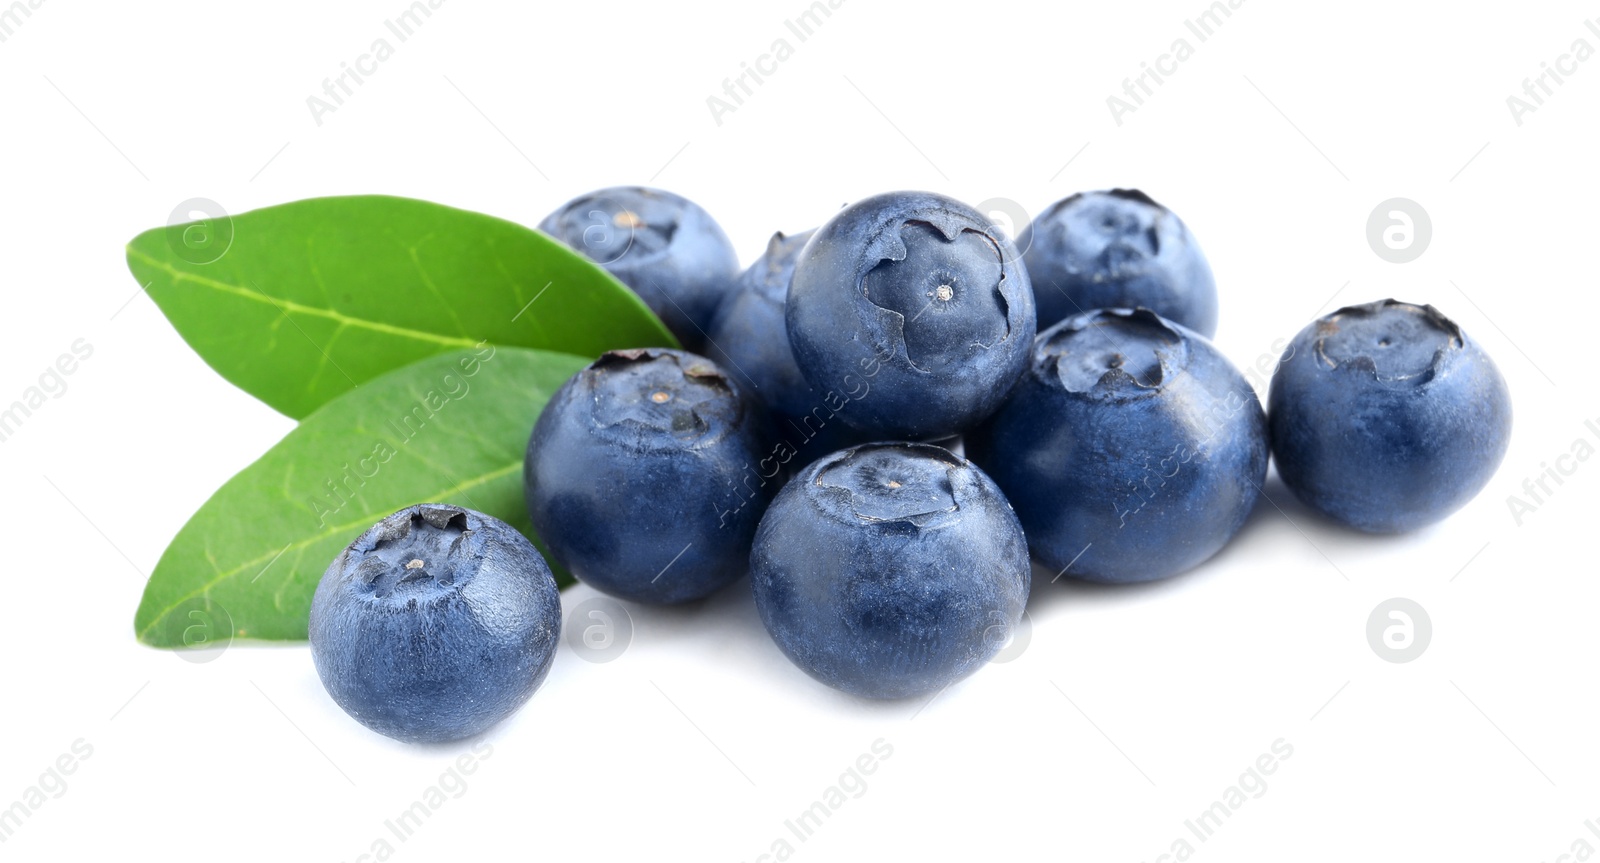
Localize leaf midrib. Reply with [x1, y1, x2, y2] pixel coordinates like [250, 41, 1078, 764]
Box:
[136, 460, 522, 642]
[127, 246, 481, 351]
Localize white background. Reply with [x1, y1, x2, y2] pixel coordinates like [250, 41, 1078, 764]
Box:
[1, 0, 1596, 860]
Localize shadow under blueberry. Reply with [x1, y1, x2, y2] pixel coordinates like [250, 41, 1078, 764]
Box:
[622, 574, 918, 713]
[579, 574, 765, 655]
[1023, 557, 1202, 621]
[1242, 469, 1441, 557]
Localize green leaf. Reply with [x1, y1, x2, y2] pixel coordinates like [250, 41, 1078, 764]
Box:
[133, 346, 589, 647]
[126, 195, 675, 419]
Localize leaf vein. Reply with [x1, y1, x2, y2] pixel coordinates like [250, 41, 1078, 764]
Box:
[137, 461, 522, 641]
[128, 249, 480, 352]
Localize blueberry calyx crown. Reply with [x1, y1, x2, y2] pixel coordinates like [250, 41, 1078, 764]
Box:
[1048, 189, 1171, 277]
[861, 218, 1013, 374]
[548, 188, 678, 266]
[1057, 187, 1166, 213]
[752, 229, 815, 303]
[348, 505, 483, 600]
[1312, 299, 1463, 384]
[811, 443, 963, 527]
[586, 349, 738, 443]
[1039, 308, 1185, 399]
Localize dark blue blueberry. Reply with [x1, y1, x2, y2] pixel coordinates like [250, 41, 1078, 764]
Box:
[538, 186, 739, 350]
[525, 348, 774, 604]
[706, 228, 870, 469]
[786, 191, 1036, 440]
[1019, 189, 1218, 337]
[309, 504, 562, 744]
[1269, 299, 1512, 532]
[968, 308, 1267, 583]
[750, 443, 1030, 700]
[706, 229, 819, 419]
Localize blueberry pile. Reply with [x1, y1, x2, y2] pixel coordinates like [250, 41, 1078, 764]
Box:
[310, 185, 1513, 742]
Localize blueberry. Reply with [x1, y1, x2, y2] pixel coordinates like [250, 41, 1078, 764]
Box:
[968, 308, 1267, 583]
[1268, 299, 1511, 532]
[750, 443, 1030, 699]
[705, 228, 822, 418]
[538, 186, 739, 350]
[1019, 189, 1218, 337]
[786, 191, 1036, 440]
[525, 348, 774, 604]
[309, 504, 561, 744]
[705, 228, 870, 465]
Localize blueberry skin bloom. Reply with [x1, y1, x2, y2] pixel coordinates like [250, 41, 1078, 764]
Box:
[1269, 299, 1511, 532]
[706, 229, 819, 419]
[526, 349, 774, 604]
[309, 504, 562, 744]
[707, 229, 868, 465]
[538, 186, 739, 350]
[786, 191, 1036, 440]
[968, 308, 1267, 584]
[1019, 189, 1218, 337]
[750, 443, 1030, 700]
